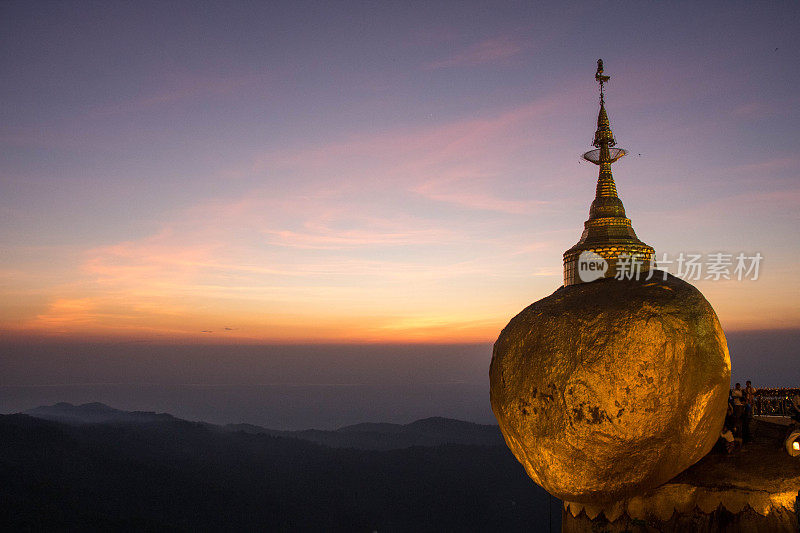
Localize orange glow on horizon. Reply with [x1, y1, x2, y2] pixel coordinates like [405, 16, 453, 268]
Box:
[2, 318, 504, 345]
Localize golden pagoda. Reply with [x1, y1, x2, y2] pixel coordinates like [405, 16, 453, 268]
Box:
[491, 59, 732, 517]
[563, 59, 654, 286]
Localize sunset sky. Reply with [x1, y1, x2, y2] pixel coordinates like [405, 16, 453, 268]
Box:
[2, 1, 799, 344]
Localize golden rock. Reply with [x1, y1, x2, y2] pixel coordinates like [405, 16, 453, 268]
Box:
[489, 274, 731, 502]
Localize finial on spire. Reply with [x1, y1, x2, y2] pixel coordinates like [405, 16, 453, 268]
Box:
[583, 59, 624, 163]
[595, 58, 610, 104]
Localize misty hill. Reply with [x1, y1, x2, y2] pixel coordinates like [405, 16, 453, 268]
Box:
[228, 416, 504, 450]
[25, 402, 180, 425]
[27, 402, 504, 450]
[0, 411, 557, 531]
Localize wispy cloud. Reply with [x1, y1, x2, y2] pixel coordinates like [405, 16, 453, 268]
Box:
[412, 171, 549, 214]
[262, 222, 453, 250]
[252, 90, 578, 214]
[731, 101, 769, 118]
[724, 156, 800, 175]
[425, 36, 526, 70]
[8, 89, 585, 341]
[90, 72, 259, 117]
[14, 189, 549, 341]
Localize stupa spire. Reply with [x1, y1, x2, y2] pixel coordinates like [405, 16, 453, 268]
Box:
[562, 59, 654, 286]
[587, 61, 626, 219]
[593, 59, 615, 151]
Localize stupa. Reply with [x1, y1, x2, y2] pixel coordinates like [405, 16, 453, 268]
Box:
[490, 61, 731, 504]
[562, 59, 654, 286]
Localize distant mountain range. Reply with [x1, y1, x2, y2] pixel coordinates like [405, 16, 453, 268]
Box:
[3, 402, 558, 531]
[25, 402, 505, 450]
[26, 401, 177, 425]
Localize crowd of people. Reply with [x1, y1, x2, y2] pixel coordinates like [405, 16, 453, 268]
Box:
[718, 380, 757, 454]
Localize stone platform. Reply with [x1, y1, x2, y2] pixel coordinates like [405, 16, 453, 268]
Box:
[562, 420, 800, 532]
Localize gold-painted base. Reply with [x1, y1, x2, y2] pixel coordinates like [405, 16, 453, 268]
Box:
[561, 420, 800, 532]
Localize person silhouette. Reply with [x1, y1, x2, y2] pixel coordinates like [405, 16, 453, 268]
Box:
[731, 383, 744, 442]
[743, 380, 756, 443]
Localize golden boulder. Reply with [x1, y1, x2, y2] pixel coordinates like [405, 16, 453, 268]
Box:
[489, 274, 731, 503]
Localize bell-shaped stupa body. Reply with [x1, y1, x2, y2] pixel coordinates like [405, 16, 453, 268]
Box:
[562, 90, 654, 285]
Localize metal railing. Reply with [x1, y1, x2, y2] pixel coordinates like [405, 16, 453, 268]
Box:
[747, 387, 800, 417]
